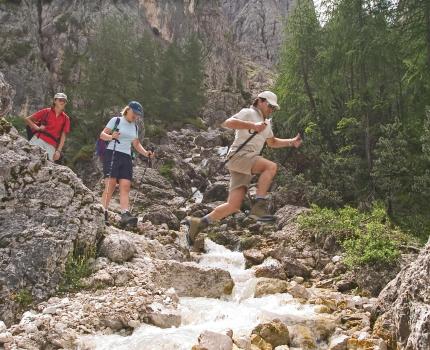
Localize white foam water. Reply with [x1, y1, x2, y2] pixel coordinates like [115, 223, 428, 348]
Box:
[78, 239, 316, 350]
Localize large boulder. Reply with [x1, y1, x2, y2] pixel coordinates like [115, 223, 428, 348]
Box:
[252, 319, 290, 348]
[151, 260, 234, 298]
[99, 232, 136, 263]
[0, 127, 105, 325]
[372, 238, 430, 350]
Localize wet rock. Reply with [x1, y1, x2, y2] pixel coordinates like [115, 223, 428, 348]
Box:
[151, 260, 234, 298]
[196, 330, 234, 350]
[289, 325, 317, 350]
[254, 278, 289, 297]
[99, 232, 136, 263]
[250, 334, 273, 350]
[328, 334, 349, 350]
[254, 257, 286, 280]
[252, 319, 290, 347]
[282, 257, 311, 279]
[243, 249, 265, 267]
[147, 308, 181, 328]
[287, 282, 310, 300]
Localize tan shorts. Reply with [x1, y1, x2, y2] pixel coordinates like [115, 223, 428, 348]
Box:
[226, 151, 262, 191]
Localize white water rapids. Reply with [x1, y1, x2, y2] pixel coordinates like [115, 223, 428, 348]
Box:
[80, 239, 318, 350]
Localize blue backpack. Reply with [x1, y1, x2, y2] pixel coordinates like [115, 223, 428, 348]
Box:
[95, 117, 139, 160]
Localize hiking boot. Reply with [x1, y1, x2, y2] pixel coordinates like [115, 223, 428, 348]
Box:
[249, 198, 275, 222]
[120, 211, 138, 228]
[186, 217, 208, 246]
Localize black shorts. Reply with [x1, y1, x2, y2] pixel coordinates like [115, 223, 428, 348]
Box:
[103, 149, 133, 181]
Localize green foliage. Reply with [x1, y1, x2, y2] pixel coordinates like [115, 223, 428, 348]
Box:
[274, 0, 430, 235]
[71, 144, 94, 166]
[183, 117, 207, 130]
[159, 159, 175, 180]
[67, 17, 206, 157]
[5, 115, 26, 136]
[298, 204, 412, 267]
[58, 248, 95, 293]
[13, 288, 33, 307]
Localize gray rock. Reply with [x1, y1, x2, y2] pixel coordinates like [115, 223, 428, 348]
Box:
[254, 278, 289, 297]
[202, 182, 228, 203]
[141, 205, 180, 230]
[99, 233, 136, 263]
[0, 129, 104, 326]
[0, 72, 15, 117]
[287, 282, 310, 300]
[282, 257, 312, 279]
[151, 260, 234, 298]
[373, 238, 430, 350]
[254, 257, 286, 280]
[197, 330, 233, 350]
[243, 248, 265, 267]
[328, 334, 349, 350]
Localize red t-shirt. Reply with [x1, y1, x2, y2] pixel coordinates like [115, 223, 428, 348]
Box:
[31, 108, 71, 147]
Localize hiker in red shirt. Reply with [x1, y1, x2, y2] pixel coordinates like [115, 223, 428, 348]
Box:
[25, 93, 71, 162]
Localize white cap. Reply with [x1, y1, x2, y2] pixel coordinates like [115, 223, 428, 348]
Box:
[257, 91, 280, 110]
[54, 92, 68, 101]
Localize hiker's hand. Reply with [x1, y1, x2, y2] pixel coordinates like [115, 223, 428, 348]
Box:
[146, 150, 155, 158]
[53, 150, 61, 161]
[111, 131, 120, 141]
[291, 133, 302, 148]
[38, 125, 45, 131]
[253, 122, 267, 133]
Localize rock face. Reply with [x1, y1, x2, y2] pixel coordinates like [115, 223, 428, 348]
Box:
[0, 127, 105, 325]
[372, 238, 430, 350]
[0, 72, 14, 117]
[0, 0, 294, 115]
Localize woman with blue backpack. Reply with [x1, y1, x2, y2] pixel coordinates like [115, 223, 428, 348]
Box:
[98, 101, 154, 227]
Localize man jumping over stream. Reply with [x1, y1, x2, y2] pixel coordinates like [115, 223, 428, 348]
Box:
[187, 91, 302, 244]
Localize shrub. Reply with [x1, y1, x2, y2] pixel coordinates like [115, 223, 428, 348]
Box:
[58, 247, 95, 293]
[297, 203, 413, 267]
[159, 159, 175, 180]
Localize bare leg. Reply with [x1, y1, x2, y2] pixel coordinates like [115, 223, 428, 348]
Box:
[251, 158, 277, 196]
[118, 179, 131, 211]
[102, 177, 117, 209]
[208, 186, 247, 221]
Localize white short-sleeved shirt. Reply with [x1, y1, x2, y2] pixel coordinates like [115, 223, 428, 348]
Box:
[228, 106, 274, 155]
[106, 116, 138, 155]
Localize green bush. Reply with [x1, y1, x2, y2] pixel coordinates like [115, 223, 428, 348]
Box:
[159, 159, 175, 180]
[5, 115, 26, 136]
[183, 117, 207, 130]
[13, 288, 33, 307]
[297, 203, 414, 267]
[58, 248, 95, 293]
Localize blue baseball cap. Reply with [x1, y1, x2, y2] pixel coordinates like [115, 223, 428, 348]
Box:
[128, 101, 144, 116]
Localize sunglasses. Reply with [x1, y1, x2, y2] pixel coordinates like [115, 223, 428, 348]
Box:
[56, 98, 67, 103]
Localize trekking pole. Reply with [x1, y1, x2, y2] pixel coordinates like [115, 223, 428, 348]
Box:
[130, 146, 155, 214]
[177, 131, 258, 209]
[104, 137, 120, 224]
